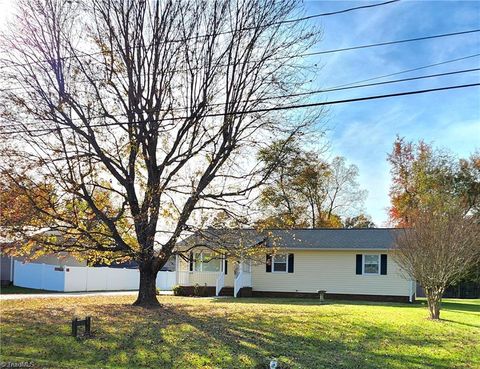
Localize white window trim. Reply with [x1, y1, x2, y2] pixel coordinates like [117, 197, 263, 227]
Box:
[362, 254, 380, 275]
[193, 252, 223, 272]
[272, 254, 288, 273]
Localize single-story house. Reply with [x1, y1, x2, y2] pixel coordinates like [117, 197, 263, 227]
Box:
[174, 228, 416, 302]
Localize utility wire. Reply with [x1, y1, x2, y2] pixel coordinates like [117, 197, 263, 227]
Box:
[301, 29, 480, 57]
[328, 53, 480, 89]
[0, 0, 399, 70]
[189, 1, 402, 39]
[3, 51, 479, 99]
[264, 0, 400, 26]
[1, 27, 478, 72]
[1, 32, 478, 98]
[235, 67, 480, 102]
[1, 82, 478, 135]
[2, 65, 478, 131]
[1, 66, 478, 130]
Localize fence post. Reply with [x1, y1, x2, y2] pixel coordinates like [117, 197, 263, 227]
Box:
[85, 266, 89, 292]
[62, 265, 67, 292]
[41, 263, 46, 290]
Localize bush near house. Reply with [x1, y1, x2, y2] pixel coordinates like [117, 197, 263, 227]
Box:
[173, 284, 211, 297]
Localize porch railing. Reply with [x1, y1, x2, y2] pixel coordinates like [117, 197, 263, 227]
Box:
[177, 271, 220, 287]
[215, 272, 225, 296]
[234, 264, 252, 297]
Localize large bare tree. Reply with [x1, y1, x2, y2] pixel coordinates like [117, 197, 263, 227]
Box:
[0, 0, 321, 306]
[393, 205, 480, 319]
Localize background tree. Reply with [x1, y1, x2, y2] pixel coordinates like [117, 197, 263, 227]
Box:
[0, 167, 135, 264]
[344, 214, 375, 228]
[0, 0, 321, 306]
[0, 168, 54, 230]
[257, 140, 367, 228]
[256, 140, 311, 228]
[388, 136, 479, 226]
[393, 203, 480, 319]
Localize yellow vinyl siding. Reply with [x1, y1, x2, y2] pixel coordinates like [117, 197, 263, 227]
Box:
[251, 249, 411, 296]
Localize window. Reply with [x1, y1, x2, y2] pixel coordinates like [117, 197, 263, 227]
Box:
[242, 260, 251, 273]
[194, 252, 202, 272]
[202, 253, 222, 272]
[363, 254, 380, 275]
[193, 252, 222, 272]
[273, 254, 287, 272]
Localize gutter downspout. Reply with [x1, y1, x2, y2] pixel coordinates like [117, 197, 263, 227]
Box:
[408, 279, 413, 303]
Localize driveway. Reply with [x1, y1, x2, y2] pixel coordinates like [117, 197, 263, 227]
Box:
[0, 290, 173, 300]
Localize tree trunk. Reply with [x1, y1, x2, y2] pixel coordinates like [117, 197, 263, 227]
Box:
[133, 264, 160, 307]
[425, 287, 443, 320]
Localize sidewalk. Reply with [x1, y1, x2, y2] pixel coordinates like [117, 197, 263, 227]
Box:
[0, 290, 173, 300]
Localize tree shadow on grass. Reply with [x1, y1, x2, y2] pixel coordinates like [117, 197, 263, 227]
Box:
[0, 301, 477, 369]
[212, 296, 415, 307]
[440, 318, 480, 329]
[440, 300, 480, 313]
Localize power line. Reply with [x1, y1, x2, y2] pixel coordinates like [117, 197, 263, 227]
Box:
[299, 29, 480, 58]
[194, 1, 402, 39]
[3, 51, 479, 100]
[1, 66, 478, 131]
[238, 67, 480, 102]
[1, 26, 478, 73]
[2, 65, 477, 132]
[329, 53, 480, 89]
[1, 82, 478, 135]
[0, 0, 400, 71]
[269, 0, 400, 25]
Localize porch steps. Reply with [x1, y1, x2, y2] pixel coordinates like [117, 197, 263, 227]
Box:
[219, 287, 234, 296]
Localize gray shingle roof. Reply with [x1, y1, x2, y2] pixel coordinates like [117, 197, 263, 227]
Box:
[180, 228, 403, 250]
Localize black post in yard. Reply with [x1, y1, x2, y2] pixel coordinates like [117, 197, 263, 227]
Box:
[85, 316, 91, 336]
[71, 316, 92, 337]
[71, 318, 78, 337]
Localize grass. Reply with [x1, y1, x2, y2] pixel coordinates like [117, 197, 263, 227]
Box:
[0, 285, 55, 294]
[0, 296, 478, 369]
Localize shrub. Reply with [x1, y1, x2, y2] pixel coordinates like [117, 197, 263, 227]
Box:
[172, 285, 186, 296]
[193, 283, 209, 297]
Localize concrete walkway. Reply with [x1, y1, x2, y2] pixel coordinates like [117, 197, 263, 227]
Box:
[0, 290, 173, 300]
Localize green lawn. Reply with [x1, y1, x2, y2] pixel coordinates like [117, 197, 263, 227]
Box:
[0, 296, 478, 369]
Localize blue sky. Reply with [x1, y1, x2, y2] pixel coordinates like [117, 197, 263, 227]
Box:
[0, 0, 478, 226]
[303, 0, 480, 225]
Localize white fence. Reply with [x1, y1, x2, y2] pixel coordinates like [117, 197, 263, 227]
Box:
[13, 262, 65, 291]
[64, 266, 140, 292]
[156, 271, 176, 291]
[13, 261, 176, 292]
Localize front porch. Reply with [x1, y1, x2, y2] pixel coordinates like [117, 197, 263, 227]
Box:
[175, 255, 252, 297]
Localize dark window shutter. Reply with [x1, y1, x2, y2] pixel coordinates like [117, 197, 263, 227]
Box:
[224, 259, 228, 275]
[381, 254, 387, 275]
[266, 254, 272, 273]
[288, 253, 294, 273]
[189, 252, 194, 272]
[356, 254, 362, 275]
